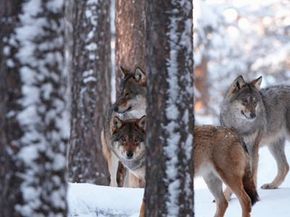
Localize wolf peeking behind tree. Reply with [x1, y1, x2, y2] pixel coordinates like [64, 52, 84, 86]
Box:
[101, 67, 146, 187]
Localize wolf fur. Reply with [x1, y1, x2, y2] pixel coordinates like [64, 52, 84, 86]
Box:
[140, 125, 258, 217]
[113, 66, 146, 119]
[110, 116, 146, 183]
[220, 75, 290, 189]
[101, 67, 146, 187]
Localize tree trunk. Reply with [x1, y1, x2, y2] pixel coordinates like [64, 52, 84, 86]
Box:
[68, 0, 111, 185]
[0, 1, 23, 216]
[115, 0, 145, 92]
[114, 0, 145, 187]
[145, 1, 194, 216]
[0, 1, 68, 216]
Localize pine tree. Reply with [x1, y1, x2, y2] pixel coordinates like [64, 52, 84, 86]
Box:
[0, 0, 68, 216]
[145, 1, 194, 216]
[67, 0, 111, 185]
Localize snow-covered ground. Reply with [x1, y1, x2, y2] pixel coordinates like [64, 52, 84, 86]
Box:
[68, 144, 290, 217]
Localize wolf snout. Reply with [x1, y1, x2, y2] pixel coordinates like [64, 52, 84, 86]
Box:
[126, 151, 134, 159]
[250, 112, 256, 119]
[241, 110, 256, 120]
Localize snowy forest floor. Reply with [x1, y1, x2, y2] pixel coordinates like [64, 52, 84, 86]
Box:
[68, 144, 290, 217]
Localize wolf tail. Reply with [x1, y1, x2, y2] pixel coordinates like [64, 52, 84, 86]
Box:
[242, 158, 259, 205]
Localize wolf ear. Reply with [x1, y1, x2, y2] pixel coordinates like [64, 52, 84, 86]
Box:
[120, 66, 130, 77]
[137, 115, 146, 131]
[228, 75, 246, 95]
[134, 67, 146, 84]
[251, 76, 262, 90]
[112, 116, 123, 132]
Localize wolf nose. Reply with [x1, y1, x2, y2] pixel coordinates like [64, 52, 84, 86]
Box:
[250, 113, 256, 119]
[113, 106, 119, 112]
[126, 151, 133, 159]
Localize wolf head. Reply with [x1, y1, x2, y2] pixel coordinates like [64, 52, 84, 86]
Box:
[111, 115, 146, 167]
[113, 67, 146, 117]
[226, 75, 263, 121]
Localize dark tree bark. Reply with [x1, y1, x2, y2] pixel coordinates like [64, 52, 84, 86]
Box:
[68, 0, 111, 185]
[145, 1, 194, 216]
[115, 0, 145, 91]
[114, 0, 146, 187]
[0, 1, 23, 216]
[0, 0, 67, 216]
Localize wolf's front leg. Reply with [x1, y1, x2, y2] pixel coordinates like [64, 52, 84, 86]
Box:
[108, 153, 119, 187]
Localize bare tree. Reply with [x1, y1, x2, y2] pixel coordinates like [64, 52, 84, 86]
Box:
[145, 1, 194, 216]
[0, 0, 68, 216]
[67, 0, 111, 185]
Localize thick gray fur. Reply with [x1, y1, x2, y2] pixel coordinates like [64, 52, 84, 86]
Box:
[220, 75, 290, 189]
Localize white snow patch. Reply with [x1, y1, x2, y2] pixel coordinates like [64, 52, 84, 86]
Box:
[67, 144, 290, 217]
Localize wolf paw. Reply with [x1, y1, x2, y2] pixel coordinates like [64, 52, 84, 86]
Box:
[261, 183, 278, 189]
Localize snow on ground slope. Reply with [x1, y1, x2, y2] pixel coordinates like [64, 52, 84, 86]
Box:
[68, 145, 290, 217]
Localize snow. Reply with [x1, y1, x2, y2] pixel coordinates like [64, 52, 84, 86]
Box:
[68, 144, 290, 217]
[68, 184, 143, 217]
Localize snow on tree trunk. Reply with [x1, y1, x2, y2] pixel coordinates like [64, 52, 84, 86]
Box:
[67, 0, 111, 185]
[115, 0, 145, 91]
[145, 1, 194, 216]
[0, 0, 68, 216]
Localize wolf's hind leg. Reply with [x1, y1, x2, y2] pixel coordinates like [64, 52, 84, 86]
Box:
[204, 172, 228, 217]
[224, 186, 233, 201]
[220, 171, 251, 217]
[262, 138, 289, 189]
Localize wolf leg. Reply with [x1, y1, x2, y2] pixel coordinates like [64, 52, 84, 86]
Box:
[204, 172, 228, 217]
[220, 172, 252, 217]
[261, 138, 289, 189]
[108, 153, 119, 187]
[229, 180, 251, 217]
[223, 186, 233, 201]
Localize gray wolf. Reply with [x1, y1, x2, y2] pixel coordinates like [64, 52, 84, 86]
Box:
[220, 75, 290, 190]
[110, 116, 146, 184]
[140, 125, 258, 217]
[101, 67, 146, 187]
[113, 66, 146, 119]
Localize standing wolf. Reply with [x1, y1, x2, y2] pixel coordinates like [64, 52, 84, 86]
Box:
[140, 125, 259, 217]
[220, 75, 290, 190]
[101, 67, 146, 187]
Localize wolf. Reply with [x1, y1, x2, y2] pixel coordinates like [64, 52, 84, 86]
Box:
[140, 125, 258, 217]
[220, 75, 290, 190]
[113, 66, 146, 119]
[110, 116, 146, 183]
[101, 66, 146, 187]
